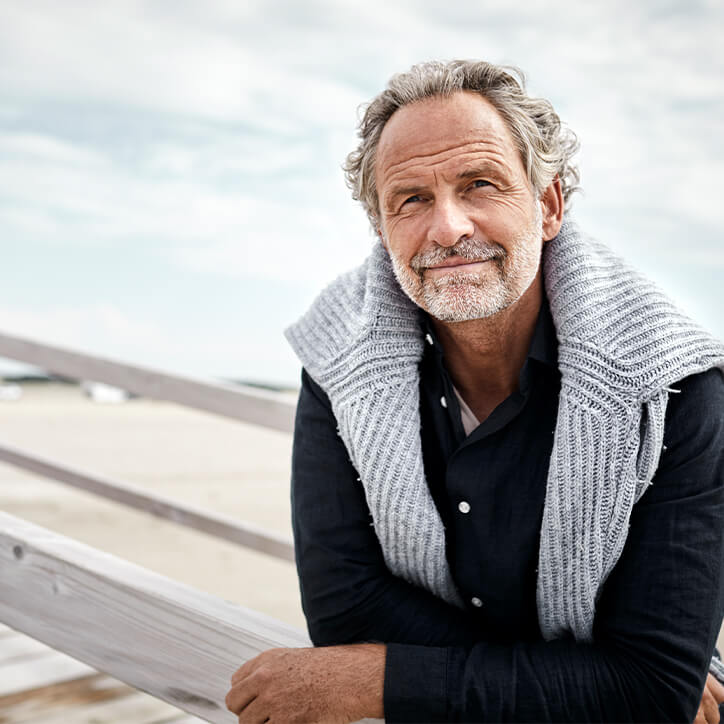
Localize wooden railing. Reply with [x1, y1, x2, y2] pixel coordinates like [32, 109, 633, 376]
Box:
[0, 512, 308, 722]
[0, 332, 296, 432]
[0, 331, 333, 723]
[0, 331, 296, 562]
[0, 443, 294, 562]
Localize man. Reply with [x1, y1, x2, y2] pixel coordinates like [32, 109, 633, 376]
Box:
[226, 60, 724, 722]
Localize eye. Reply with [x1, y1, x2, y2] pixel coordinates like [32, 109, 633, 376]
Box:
[471, 179, 492, 189]
[402, 194, 423, 206]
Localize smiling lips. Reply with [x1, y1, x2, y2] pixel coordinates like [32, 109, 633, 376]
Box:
[425, 257, 493, 273]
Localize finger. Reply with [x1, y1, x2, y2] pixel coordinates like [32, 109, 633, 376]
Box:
[231, 655, 263, 686]
[709, 674, 724, 703]
[225, 680, 257, 715]
[694, 703, 707, 724]
[702, 686, 719, 724]
[237, 695, 269, 724]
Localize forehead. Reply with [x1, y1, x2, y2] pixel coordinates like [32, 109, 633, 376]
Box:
[375, 91, 522, 190]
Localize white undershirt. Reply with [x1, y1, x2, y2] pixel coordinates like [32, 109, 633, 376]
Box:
[453, 386, 480, 436]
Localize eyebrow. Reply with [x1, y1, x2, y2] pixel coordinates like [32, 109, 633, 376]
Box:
[456, 164, 502, 181]
[382, 185, 426, 208]
[382, 163, 507, 209]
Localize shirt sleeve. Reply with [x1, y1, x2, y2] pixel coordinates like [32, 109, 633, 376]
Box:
[384, 368, 724, 722]
[291, 368, 483, 648]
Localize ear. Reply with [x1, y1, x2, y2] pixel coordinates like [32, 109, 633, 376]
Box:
[539, 176, 564, 242]
[376, 224, 389, 251]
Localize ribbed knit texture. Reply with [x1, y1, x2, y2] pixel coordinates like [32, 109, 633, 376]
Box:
[711, 654, 724, 682]
[285, 218, 724, 651]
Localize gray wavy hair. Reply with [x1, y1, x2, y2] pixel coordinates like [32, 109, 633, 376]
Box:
[344, 60, 581, 227]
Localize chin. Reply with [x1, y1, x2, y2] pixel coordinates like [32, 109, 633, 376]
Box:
[422, 283, 510, 322]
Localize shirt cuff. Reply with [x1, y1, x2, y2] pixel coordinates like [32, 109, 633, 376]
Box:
[384, 643, 449, 723]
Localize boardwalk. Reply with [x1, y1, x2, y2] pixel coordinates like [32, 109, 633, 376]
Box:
[0, 625, 204, 723]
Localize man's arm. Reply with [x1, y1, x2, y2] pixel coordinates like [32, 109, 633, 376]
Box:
[228, 369, 724, 722]
[291, 368, 483, 647]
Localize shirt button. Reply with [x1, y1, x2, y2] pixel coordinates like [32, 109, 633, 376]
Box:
[458, 501, 471, 514]
[440, 395, 447, 408]
[425, 333, 434, 345]
[471, 597, 483, 608]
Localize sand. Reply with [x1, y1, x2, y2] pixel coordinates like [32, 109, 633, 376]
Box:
[1, 382, 722, 654]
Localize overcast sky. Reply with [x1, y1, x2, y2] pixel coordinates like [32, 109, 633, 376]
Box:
[1, 0, 722, 386]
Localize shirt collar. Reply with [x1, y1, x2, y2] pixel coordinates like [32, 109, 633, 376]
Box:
[528, 294, 558, 370]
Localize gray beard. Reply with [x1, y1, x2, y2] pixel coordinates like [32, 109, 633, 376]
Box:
[388, 207, 544, 322]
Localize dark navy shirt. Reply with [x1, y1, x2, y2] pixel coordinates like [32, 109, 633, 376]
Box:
[291, 301, 724, 722]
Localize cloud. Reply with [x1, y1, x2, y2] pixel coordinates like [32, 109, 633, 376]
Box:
[0, 303, 167, 366]
[0, 132, 106, 166]
[1, 0, 722, 384]
[0, 118, 370, 285]
[0, 300, 304, 386]
[0, 2, 366, 131]
[171, 189, 372, 284]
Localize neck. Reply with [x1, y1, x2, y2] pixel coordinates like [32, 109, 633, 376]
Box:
[430, 274, 543, 422]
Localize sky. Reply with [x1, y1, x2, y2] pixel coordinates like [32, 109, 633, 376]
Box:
[1, 0, 722, 386]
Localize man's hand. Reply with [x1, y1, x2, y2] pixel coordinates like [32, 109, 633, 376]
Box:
[225, 644, 385, 723]
[694, 674, 724, 724]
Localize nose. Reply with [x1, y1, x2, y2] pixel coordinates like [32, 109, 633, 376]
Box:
[426, 197, 475, 248]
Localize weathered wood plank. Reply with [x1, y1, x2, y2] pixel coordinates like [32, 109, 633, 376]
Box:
[0, 512, 310, 722]
[0, 332, 296, 433]
[0, 443, 295, 562]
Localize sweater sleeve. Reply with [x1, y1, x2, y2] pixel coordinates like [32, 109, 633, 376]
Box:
[384, 368, 724, 722]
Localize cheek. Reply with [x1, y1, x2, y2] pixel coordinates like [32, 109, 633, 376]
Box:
[383, 218, 423, 263]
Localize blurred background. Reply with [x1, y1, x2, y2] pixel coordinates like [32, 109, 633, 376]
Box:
[0, 0, 723, 646]
[1, 0, 722, 387]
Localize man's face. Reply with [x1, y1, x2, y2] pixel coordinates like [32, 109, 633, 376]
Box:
[375, 91, 551, 323]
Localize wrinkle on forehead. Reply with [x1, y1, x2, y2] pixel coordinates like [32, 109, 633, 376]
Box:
[382, 142, 516, 187]
[375, 93, 526, 198]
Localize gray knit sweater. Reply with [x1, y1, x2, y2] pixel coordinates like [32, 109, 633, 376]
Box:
[285, 219, 724, 652]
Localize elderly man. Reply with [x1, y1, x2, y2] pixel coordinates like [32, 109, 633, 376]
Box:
[226, 61, 724, 722]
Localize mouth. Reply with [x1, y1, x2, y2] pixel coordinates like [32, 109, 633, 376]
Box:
[424, 259, 492, 274]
